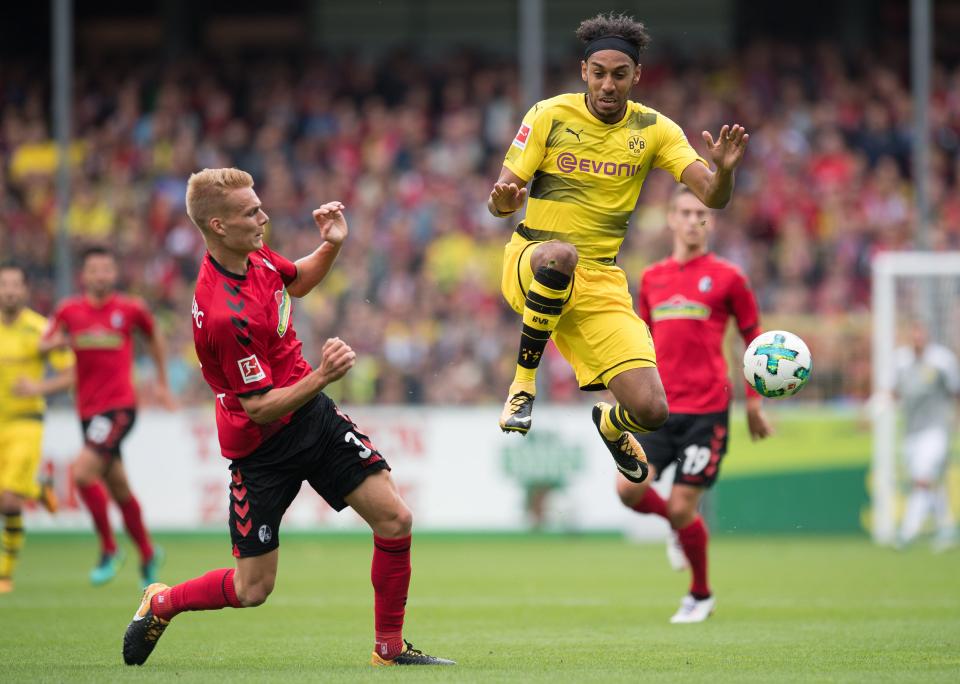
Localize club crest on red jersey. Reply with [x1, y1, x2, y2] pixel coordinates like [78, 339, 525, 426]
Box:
[110, 311, 124, 328]
[237, 354, 266, 384]
[275, 289, 291, 337]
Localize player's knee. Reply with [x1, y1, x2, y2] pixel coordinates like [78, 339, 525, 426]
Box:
[667, 501, 697, 529]
[533, 242, 578, 275]
[237, 577, 275, 607]
[71, 463, 94, 488]
[376, 502, 413, 538]
[616, 479, 647, 508]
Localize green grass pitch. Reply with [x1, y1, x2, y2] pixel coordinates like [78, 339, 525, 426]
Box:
[1, 533, 958, 682]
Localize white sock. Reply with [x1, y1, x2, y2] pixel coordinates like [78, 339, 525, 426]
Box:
[900, 487, 932, 544]
[931, 485, 955, 539]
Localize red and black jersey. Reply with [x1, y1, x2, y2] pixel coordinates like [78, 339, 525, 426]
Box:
[50, 294, 154, 419]
[192, 245, 311, 459]
[638, 253, 761, 414]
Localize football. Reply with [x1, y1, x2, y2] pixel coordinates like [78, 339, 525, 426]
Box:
[743, 330, 812, 398]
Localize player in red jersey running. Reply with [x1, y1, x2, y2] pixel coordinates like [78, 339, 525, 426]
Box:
[44, 246, 174, 587]
[618, 186, 772, 623]
[122, 168, 454, 668]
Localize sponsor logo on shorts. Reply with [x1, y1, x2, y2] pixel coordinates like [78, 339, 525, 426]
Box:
[237, 354, 266, 384]
[512, 123, 531, 150]
[556, 152, 642, 177]
[258, 524, 272, 544]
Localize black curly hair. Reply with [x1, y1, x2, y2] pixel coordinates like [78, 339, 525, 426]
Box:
[576, 12, 651, 55]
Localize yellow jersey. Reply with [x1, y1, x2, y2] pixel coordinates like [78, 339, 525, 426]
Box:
[503, 93, 706, 267]
[0, 308, 73, 421]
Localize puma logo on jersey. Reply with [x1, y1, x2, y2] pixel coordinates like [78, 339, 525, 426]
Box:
[565, 127, 583, 142]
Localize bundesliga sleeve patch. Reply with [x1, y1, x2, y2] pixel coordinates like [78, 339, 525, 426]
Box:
[237, 354, 266, 384]
[512, 123, 531, 150]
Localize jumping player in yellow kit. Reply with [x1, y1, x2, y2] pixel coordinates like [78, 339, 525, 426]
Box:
[0, 263, 74, 593]
[489, 12, 750, 481]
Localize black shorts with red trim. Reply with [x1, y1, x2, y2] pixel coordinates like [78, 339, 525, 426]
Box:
[227, 392, 390, 558]
[635, 410, 729, 488]
[80, 408, 137, 459]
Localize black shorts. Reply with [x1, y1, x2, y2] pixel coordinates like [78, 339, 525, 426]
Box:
[635, 410, 729, 488]
[227, 393, 390, 558]
[80, 408, 137, 458]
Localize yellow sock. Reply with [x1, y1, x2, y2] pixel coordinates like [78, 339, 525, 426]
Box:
[514, 267, 571, 386]
[601, 404, 652, 441]
[0, 513, 24, 579]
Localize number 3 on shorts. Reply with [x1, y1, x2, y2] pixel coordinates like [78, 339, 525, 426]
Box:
[344, 431, 372, 459]
[681, 445, 711, 475]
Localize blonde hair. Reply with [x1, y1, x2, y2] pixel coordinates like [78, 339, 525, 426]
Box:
[185, 168, 254, 232]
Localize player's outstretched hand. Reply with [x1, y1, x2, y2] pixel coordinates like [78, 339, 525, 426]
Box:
[317, 337, 356, 385]
[313, 202, 348, 246]
[746, 404, 773, 441]
[702, 124, 749, 173]
[489, 182, 527, 215]
[155, 384, 179, 411]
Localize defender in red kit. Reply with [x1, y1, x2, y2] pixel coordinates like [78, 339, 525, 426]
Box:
[122, 168, 453, 668]
[45, 247, 174, 588]
[619, 186, 772, 623]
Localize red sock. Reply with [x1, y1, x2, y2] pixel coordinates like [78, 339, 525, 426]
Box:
[77, 481, 116, 555]
[151, 568, 242, 621]
[677, 517, 710, 598]
[631, 487, 669, 520]
[118, 495, 153, 564]
[371, 534, 411, 660]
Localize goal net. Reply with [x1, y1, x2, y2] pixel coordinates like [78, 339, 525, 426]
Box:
[870, 251, 960, 544]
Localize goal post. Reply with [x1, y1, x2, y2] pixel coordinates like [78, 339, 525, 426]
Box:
[870, 251, 960, 544]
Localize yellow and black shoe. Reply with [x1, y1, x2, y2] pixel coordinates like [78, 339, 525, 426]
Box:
[37, 474, 58, 514]
[499, 382, 536, 435]
[592, 402, 649, 484]
[370, 640, 455, 666]
[122, 582, 170, 666]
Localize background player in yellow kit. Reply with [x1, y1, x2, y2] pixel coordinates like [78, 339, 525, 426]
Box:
[0, 263, 74, 593]
[489, 12, 750, 482]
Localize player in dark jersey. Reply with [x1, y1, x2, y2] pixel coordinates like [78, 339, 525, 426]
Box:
[122, 168, 453, 668]
[44, 247, 174, 588]
[619, 186, 772, 623]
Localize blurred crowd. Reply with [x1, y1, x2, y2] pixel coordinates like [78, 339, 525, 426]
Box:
[2, 42, 959, 406]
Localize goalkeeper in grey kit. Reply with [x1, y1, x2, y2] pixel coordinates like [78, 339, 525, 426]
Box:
[893, 321, 960, 550]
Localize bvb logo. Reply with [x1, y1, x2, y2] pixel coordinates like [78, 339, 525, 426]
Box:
[627, 135, 646, 156]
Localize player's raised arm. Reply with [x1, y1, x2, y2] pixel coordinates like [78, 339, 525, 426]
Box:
[284, 201, 348, 298]
[238, 337, 355, 424]
[487, 167, 529, 218]
[680, 124, 750, 209]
